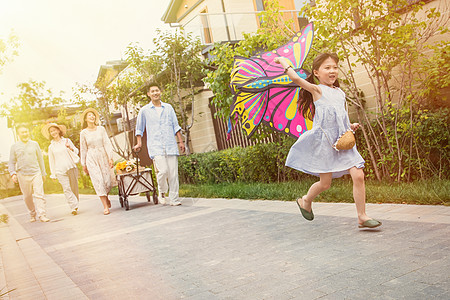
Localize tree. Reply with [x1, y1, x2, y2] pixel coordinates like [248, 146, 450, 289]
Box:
[0, 31, 19, 73]
[301, 0, 449, 181]
[206, 0, 449, 182]
[204, 0, 297, 120]
[125, 29, 205, 155]
[74, 77, 133, 160]
[0, 80, 64, 125]
[0, 80, 82, 149]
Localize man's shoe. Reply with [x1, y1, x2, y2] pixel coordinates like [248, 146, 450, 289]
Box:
[39, 216, 50, 222]
[71, 209, 78, 215]
[30, 216, 36, 222]
[159, 193, 166, 205]
[170, 201, 182, 206]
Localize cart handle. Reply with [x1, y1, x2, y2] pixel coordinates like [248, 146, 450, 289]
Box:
[132, 149, 141, 175]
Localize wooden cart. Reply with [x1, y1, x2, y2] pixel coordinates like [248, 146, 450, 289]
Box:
[116, 166, 158, 210]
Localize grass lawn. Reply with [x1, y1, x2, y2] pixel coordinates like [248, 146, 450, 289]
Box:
[2, 179, 448, 206]
[179, 179, 450, 206]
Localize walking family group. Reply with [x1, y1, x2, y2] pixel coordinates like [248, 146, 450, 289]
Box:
[8, 83, 185, 220]
[9, 59, 382, 229]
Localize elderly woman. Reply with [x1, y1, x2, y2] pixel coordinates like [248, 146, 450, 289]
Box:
[42, 122, 80, 215]
[79, 108, 114, 215]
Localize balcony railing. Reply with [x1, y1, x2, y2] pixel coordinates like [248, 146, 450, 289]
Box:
[182, 10, 307, 45]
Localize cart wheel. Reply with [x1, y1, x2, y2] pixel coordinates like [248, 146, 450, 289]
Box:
[153, 193, 158, 205]
[124, 198, 130, 210]
[146, 192, 151, 202]
[119, 196, 124, 208]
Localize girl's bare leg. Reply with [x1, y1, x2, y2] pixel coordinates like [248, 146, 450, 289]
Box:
[300, 173, 332, 212]
[348, 167, 371, 224]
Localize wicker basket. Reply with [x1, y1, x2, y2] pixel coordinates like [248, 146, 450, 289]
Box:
[334, 130, 356, 151]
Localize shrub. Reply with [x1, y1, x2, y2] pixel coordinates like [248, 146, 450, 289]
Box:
[357, 108, 449, 181]
[181, 108, 448, 184]
[179, 139, 309, 184]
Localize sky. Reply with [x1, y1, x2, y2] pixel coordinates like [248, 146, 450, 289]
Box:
[0, 0, 173, 161]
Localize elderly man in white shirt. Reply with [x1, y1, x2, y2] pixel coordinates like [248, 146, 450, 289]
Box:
[9, 125, 49, 222]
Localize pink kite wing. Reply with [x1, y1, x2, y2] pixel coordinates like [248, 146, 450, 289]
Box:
[262, 86, 313, 138]
[228, 23, 315, 139]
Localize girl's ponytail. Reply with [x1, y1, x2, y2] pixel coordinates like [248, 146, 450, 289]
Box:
[298, 73, 316, 120]
[297, 52, 340, 121]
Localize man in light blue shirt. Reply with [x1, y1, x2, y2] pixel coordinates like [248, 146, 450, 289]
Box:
[9, 125, 50, 222]
[134, 83, 185, 206]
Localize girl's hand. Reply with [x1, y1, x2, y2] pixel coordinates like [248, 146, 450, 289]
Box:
[351, 123, 360, 131]
[109, 159, 114, 169]
[83, 166, 89, 175]
[274, 57, 283, 64]
[273, 56, 285, 65]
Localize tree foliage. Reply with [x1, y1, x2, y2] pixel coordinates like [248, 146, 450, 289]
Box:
[301, 0, 449, 181]
[73, 29, 205, 159]
[205, 0, 449, 182]
[204, 0, 296, 119]
[73, 78, 132, 159]
[0, 80, 83, 150]
[0, 80, 64, 125]
[125, 29, 205, 155]
[0, 31, 19, 73]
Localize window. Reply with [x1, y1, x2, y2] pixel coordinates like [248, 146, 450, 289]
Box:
[200, 9, 213, 44]
[255, 0, 265, 11]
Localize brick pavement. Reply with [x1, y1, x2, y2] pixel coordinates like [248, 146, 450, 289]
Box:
[0, 194, 449, 299]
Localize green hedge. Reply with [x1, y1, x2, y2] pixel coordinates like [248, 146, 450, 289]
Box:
[179, 138, 310, 184]
[180, 109, 449, 184]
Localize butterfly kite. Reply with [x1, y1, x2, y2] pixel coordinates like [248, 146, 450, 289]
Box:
[229, 22, 314, 139]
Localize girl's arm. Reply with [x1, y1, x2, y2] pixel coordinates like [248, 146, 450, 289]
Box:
[274, 57, 321, 100]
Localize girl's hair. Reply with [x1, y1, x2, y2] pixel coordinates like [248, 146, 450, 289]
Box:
[298, 53, 340, 120]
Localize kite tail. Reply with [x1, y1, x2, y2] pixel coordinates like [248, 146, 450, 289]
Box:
[226, 113, 240, 140]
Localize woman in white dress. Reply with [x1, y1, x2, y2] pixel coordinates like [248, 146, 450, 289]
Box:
[79, 108, 114, 215]
[43, 123, 80, 215]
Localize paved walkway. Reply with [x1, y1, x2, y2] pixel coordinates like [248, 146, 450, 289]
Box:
[0, 194, 449, 299]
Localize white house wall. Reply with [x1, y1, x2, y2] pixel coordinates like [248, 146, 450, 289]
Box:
[187, 89, 218, 153]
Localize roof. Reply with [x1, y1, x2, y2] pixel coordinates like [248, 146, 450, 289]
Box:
[161, 0, 182, 23]
[95, 60, 129, 88]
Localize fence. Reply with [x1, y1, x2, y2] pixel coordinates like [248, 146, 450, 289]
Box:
[209, 101, 276, 150]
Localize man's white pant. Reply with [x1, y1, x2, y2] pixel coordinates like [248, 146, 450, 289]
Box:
[56, 167, 79, 211]
[153, 155, 179, 203]
[17, 173, 46, 217]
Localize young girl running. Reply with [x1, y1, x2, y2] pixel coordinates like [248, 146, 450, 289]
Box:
[274, 53, 382, 228]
